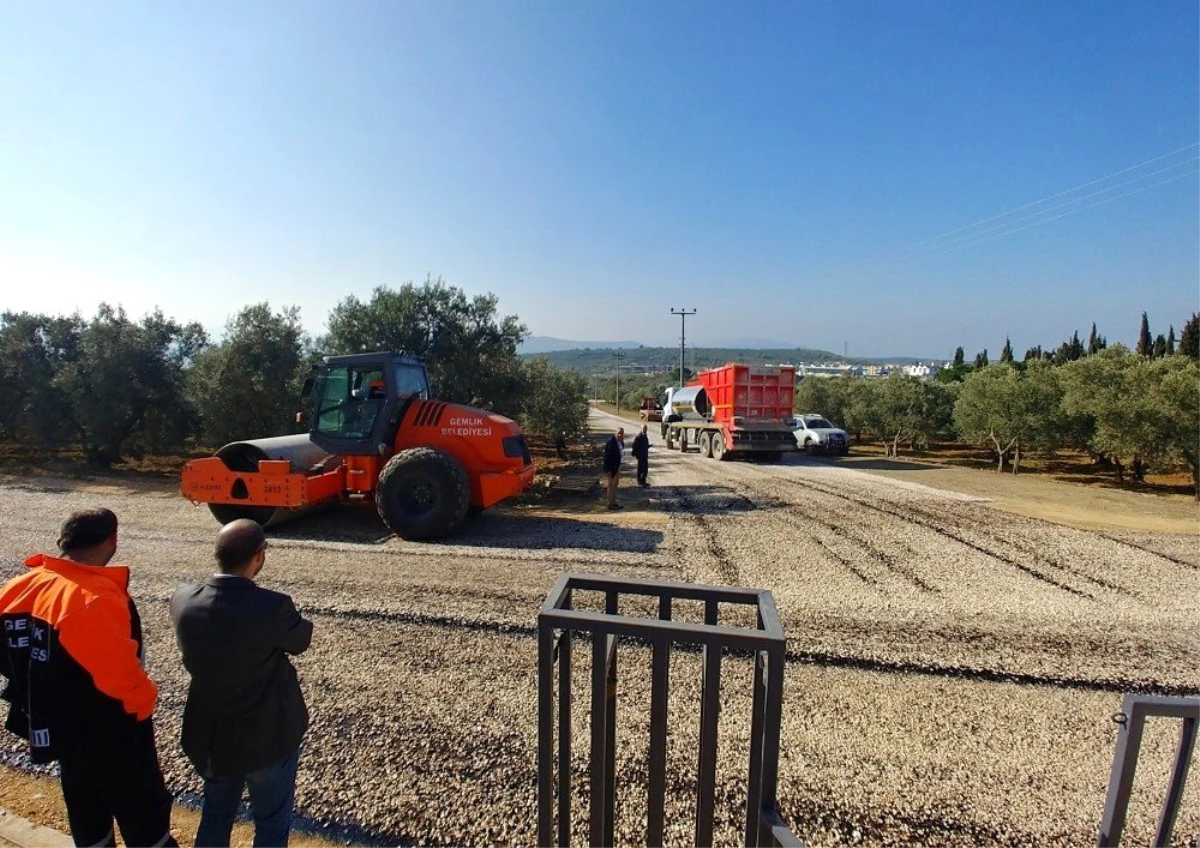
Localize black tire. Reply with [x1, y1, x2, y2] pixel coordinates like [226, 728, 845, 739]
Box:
[699, 431, 713, 458]
[209, 503, 277, 526]
[712, 432, 727, 461]
[806, 442, 818, 456]
[839, 445, 850, 456]
[375, 447, 470, 541]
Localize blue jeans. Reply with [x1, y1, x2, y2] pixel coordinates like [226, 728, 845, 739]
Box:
[195, 747, 300, 848]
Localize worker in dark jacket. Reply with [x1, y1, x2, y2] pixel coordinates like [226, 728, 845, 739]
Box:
[0, 508, 176, 848]
[170, 519, 313, 848]
[631, 425, 651, 487]
[603, 427, 625, 509]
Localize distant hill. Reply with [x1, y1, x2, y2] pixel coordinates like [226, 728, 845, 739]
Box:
[518, 336, 643, 354]
[523, 346, 849, 372]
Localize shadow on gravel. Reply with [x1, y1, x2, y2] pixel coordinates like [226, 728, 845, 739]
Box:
[802, 455, 939, 472]
[256, 502, 668, 553]
[267, 506, 394, 544]
[444, 511, 666, 553]
[164, 790, 418, 848]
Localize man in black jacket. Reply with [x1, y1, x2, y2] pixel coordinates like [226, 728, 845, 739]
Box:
[602, 427, 624, 509]
[631, 425, 651, 487]
[170, 519, 313, 848]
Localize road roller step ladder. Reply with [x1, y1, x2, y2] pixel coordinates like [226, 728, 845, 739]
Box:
[536, 574, 801, 848]
[1096, 694, 1199, 847]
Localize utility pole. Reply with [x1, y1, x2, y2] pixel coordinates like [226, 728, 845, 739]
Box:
[612, 351, 625, 413]
[670, 308, 697, 385]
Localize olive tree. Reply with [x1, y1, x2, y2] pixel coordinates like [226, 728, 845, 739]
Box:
[1061, 346, 1158, 482]
[0, 312, 82, 446]
[187, 304, 308, 447]
[859, 372, 929, 457]
[954, 362, 1065, 473]
[324, 276, 527, 418]
[52, 305, 196, 465]
[1152, 355, 1200, 498]
[520, 358, 590, 452]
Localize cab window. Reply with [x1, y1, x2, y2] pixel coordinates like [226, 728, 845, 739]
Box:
[314, 366, 387, 439]
[394, 363, 430, 399]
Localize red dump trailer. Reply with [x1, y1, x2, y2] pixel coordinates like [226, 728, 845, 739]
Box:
[661, 364, 798, 461]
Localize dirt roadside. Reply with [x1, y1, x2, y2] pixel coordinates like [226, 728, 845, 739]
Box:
[592, 402, 1198, 534]
[827, 455, 1199, 534]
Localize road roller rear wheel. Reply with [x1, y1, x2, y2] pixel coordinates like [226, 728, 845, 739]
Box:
[376, 447, 470, 541]
[208, 503, 278, 526]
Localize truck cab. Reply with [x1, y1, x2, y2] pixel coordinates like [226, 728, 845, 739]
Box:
[637, 396, 664, 422]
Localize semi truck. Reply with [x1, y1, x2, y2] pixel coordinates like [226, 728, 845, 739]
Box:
[660, 364, 798, 461]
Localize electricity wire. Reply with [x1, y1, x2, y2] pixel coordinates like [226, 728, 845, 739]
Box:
[912, 142, 1200, 248]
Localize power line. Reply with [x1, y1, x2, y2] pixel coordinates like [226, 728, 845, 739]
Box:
[905, 156, 1199, 259]
[912, 142, 1200, 248]
[918, 168, 1200, 259]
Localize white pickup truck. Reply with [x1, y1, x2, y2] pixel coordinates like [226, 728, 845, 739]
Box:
[793, 414, 850, 455]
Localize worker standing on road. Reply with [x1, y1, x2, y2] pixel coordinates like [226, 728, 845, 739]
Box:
[632, 425, 651, 487]
[603, 427, 625, 509]
[170, 519, 313, 848]
[0, 508, 178, 848]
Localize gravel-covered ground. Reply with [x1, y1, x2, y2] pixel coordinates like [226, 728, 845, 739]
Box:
[0, 410, 1196, 846]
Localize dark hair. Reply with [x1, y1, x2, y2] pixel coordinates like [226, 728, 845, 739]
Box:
[214, 522, 266, 572]
[58, 508, 118, 552]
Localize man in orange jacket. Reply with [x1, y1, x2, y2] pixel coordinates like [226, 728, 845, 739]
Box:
[0, 508, 177, 848]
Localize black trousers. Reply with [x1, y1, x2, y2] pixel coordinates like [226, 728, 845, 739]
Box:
[59, 720, 177, 848]
[636, 456, 648, 485]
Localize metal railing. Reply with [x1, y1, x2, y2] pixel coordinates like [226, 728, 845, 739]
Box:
[537, 573, 800, 847]
[1097, 693, 1200, 847]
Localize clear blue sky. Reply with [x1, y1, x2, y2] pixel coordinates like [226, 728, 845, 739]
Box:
[1, 1, 1196, 358]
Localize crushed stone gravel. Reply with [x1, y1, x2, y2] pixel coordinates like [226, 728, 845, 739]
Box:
[0, 413, 1195, 846]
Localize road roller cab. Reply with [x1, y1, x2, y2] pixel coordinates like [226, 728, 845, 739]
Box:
[180, 351, 536, 541]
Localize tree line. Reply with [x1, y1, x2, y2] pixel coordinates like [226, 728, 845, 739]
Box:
[798, 313, 1199, 496]
[0, 278, 591, 465]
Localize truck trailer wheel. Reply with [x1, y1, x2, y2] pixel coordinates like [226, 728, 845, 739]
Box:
[376, 447, 470, 541]
[699, 431, 713, 458]
[711, 432, 727, 461]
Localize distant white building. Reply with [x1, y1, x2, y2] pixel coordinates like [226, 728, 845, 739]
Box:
[902, 362, 940, 379]
[796, 364, 854, 379]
